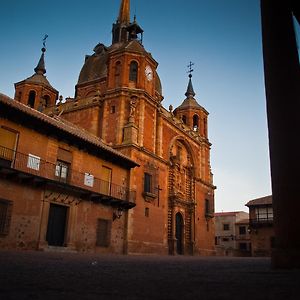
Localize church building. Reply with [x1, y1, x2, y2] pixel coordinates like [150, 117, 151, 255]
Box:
[0, 0, 215, 255]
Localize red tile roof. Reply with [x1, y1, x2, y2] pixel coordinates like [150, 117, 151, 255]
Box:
[246, 195, 272, 207]
[0, 93, 139, 168]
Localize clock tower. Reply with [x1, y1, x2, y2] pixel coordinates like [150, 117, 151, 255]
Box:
[46, 0, 215, 256]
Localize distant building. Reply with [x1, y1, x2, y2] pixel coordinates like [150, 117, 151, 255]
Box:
[246, 195, 274, 257]
[215, 211, 251, 256]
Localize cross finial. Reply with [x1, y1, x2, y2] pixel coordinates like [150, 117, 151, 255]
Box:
[42, 34, 48, 49]
[187, 61, 194, 78]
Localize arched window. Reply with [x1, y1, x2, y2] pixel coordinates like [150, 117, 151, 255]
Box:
[193, 114, 199, 131]
[129, 61, 138, 82]
[44, 95, 50, 107]
[204, 118, 207, 136]
[27, 91, 36, 108]
[115, 61, 121, 87]
[182, 115, 187, 124]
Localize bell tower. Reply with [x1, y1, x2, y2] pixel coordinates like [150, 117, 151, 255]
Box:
[112, 0, 131, 44]
[174, 63, 209, 139]
[14, 38, 58, 111]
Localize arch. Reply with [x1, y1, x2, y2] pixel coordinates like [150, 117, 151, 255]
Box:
[182, 115, 187, 124]
[175, 212, 184, 254]
[193, 114, 199, 131]
[168, 135, 196, 169]
[129, 60, 138, 82]
[27, 90, 36, 108]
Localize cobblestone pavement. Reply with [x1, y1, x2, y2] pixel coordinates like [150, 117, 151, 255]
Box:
[1, 250, 300, 300]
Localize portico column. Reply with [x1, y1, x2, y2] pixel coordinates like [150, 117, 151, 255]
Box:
[261, 0, 300, 268]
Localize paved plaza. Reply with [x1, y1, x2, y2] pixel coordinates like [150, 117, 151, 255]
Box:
[0, 250, 299, 300]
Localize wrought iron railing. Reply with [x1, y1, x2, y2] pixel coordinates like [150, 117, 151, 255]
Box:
[0, 145, 135, 203]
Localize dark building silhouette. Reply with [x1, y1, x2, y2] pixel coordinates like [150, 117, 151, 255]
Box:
[261, 0, 300, 268]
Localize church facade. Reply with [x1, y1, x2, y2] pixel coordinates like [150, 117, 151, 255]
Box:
[0, 0, 215, 255]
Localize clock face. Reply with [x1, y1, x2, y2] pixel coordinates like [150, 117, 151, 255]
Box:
[145, 65, 153, 81]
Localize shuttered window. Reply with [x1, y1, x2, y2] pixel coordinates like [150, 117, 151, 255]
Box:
[96, 219, 111, 247]
[0, 199, 13, 235]
[100, 166, 112, 196]
[0, 127, 18, 161]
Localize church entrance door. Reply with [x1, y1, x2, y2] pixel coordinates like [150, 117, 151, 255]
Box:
[175, 212, 184, 254]
[46, 204, 68, 246]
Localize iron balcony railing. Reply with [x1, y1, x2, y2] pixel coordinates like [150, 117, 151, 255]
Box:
[0, 145, 136, 204]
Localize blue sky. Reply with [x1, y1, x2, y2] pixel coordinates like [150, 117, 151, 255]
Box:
[0, 0, 285, 212]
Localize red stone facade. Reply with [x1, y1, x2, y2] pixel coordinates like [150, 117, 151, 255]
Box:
[1, 0, 216, 255]
[0, 96, 137, 253]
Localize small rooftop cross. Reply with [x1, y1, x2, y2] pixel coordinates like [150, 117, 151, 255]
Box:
[42, 34, 49, 48]
[187, 61, 194, 78]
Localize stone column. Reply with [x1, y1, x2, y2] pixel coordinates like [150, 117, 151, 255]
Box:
[261, 0, 300, 268]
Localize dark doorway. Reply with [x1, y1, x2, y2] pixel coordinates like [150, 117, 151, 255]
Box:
[46, 204, 68, 246]
[175, 212, 184, 255]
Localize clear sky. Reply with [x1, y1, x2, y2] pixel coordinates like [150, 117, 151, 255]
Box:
[1, 0, 287, 212]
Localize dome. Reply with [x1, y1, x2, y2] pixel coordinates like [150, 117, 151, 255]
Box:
[77, 43, 109, 85]
[77, 41, 162, 96]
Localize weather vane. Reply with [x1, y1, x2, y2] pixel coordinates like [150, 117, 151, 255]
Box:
[187, 61, 194, 78]
[42, 34, 49, 48]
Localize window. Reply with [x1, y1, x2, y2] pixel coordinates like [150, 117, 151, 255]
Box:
[44, 95, 50, 107]
[27, 154, 40, 171]
[193, 114, 199, 131]
[182, 115, 187, 124]
[0, 199, 13, 235]
[55, 148, 72, 182]
[144, 173, 152, 193]
[28, 91, 36, 108]
[55, 160, 70, 183]
[0, 127, 18, 163]
[239, 243, 247, 251]
[96, 219, 111, 247]
[129, 61, 138, 82]
[255, 206, 273, 222]
[205, 199, 210, 215]
[223, 224, 230, 231]
[100, 166, 112, 196]
[239, 226, 246, 235]
[115, 61, 121, 87]
[110, 106, 116, 114]
[145, 207, 150, 217]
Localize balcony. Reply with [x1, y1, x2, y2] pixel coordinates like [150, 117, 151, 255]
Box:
[249, 217, 273, 228]
[0, 145, 136, 209]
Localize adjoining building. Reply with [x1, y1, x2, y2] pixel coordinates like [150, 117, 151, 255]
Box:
[246, 195, 274, 257]
[215, 211, 251, 256]
[0, 0, 216, 255]
[0, 93, 138, 253]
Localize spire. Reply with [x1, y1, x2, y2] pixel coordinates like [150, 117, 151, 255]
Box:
[185, 62, 195, 98]
[34, 35, 48, 75]
[34, 47, 46, 75]
[118, 0, 130, 24]
[185, 74, 196, 98]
